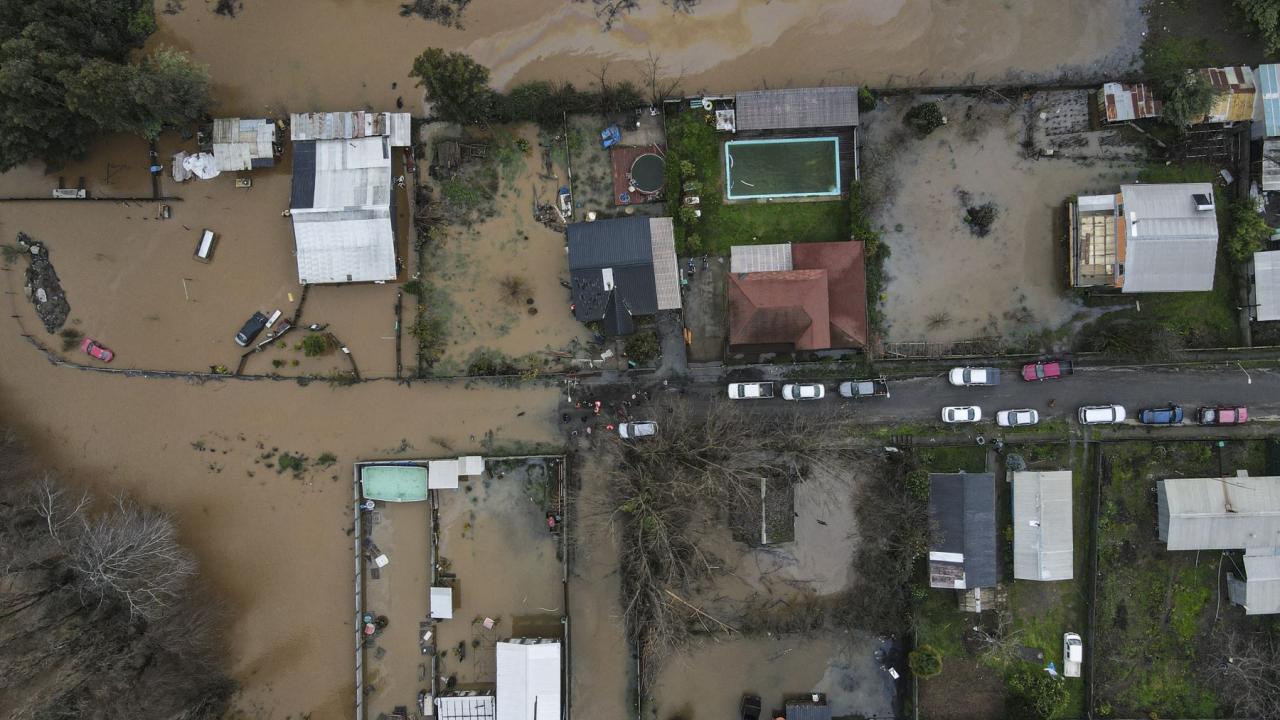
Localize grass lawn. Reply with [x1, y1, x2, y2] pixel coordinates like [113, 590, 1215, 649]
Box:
[1093, 440, 1271, 717]
[725, 138, 839, 198]
[664, 110, 849, 254]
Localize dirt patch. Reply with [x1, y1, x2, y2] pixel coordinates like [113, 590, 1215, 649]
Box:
[861, 94, 1138, 344]
[917, 652, 1006, 720]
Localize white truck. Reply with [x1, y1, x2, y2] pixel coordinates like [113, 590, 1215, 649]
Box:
[727, 382, 774, 400]
[1063, 632, 1083, 678]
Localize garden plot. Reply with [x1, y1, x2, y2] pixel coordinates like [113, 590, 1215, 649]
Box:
[860, 94, 1136, 344]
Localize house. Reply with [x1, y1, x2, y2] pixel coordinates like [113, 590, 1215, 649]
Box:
[727, 242, 868, 351]
[1012, 471, 1073, 581]
[289, 111, 412, 146]
[928, 473, 998, 590]
[211, 118, 277, 172]
[1227, 548, 1280, 615]
[733, 87, 859, 132]
[1250, 250, 1280, 321]
[1157, 472, 1280, 550]
[1098, 82, 1162, 123]
[1197, 66, 1257, 124]
[566, 217, 681, 336]
[1068, 183, 1219, 292]
[496, 639, 560, 720]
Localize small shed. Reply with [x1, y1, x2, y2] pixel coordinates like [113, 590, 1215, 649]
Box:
[1228, 549, 1280, 615]
[429, 459, 461, 489]
[1012, 471, 1074, 581]
[459, 455, 485, 476]
[211, 117, 277, 172]
[437, 691, 496, 719]
[734, 87, 859, 131]
[360, 464, 428, 502]
[928, 473, 998, 590]
[1099, 82, 1161, 122]
[496, 639, 561, 720]
[290, 110, 411, 147]
[1198, 66, 1257, 124]
[1157, 472, 1280, 550]
[1252, 250, 1280, 321]
[430, 586, 454, 619]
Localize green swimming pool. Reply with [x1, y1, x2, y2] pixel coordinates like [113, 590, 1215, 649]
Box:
[724, 137, 841, 200]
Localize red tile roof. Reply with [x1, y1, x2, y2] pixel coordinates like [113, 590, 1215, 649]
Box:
[727, 241, 868, 350]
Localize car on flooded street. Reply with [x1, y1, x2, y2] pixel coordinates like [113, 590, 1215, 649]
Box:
[1078, 405, 1126, 425]
[996, 408, 1039, 427]
[80, 338, 114, 363]
[1021, 359, 1072, 381]
[235, 311, 269, 347]
[949, 367, 1000, 386]
[782, 383, 825, 401]
[942, 406, 982, 423]
[617, 421, 657, 439]
[1197, 406, 1248, 426]
[1138, 404, 1183, 425]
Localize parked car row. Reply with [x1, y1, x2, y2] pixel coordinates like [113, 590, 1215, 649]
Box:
[727, 379, 890, 402]
[951, 360, 1074, 387]
[1131, 404, 1248, 426]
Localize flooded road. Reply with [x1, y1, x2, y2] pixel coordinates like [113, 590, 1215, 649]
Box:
[152, 0, 1143, 116]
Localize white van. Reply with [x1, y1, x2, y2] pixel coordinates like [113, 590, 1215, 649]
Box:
[1078, 405, 1126, 425]
[194, 229, 217, 263]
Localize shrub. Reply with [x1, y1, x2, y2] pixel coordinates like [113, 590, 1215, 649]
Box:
[59, 327, 83, 352]
[909, 645, 943, 679]
[905, 469, 930, 501]
[904, 102, 946, 136]
[317, 452, 337, 467]
[300, 333, 332, 357]
[1226, 200, 1269, 263]
[403, 279, 426, 296]
[1005, 668, 1069, 720]
[624, 331, 660, 366]
[678, 205, 699, 225]
[964, 202, 999, 237]
[858, 86, 878, 112]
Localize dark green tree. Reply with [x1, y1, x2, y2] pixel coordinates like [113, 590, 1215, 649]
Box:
[908, 644, 943, 679]
[904, 102, 946, 136]
[1226, 199, 1270, 263]
[1161, 71, 1219, 129]
[410, 47, 495, 125]
[1005, 668, 1069, 720]
[1239, 0, 1280, 54]
[0, 0, 208, 170]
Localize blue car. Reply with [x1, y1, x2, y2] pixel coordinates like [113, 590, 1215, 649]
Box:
[1138, 404, 1184, 425]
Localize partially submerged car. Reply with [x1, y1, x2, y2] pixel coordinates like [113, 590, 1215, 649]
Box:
[996, 408, 1039, 428]
[740, 694, 762, 720]
[838, 377, 890, 399]
[1138, 404, 1184, 425]
[617, 421, 657, 439]
[949, 367, 1001, 386]
[942, 406, 982, 423]
[1078, 405, 1126, 425]
[1197, 406, 1248, 426]
[80, 337, 114, 363]
[1021, 359, 1073, 382]
[782, 383, 825, 401]
[235, 311, 269, 347]
[727, 382, 774, 400]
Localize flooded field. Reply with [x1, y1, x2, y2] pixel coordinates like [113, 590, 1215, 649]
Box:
[862, 94, 1137, 344]
[151, 1, 1142, 116]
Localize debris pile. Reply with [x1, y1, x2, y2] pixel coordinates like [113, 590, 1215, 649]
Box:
[16, 233, 70, 332]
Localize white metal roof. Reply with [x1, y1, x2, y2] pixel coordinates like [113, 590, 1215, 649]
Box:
[458, 455, 485, 476]
[429, 459, 460, 489]
[437, 693, 496, 719]
[1121, 183, 1219, 293]
[1228, 549, 1280, 614]
[1158, 473, 1280, 550]
[731, 243, 793, 274]
[496, 640, 560, 720]
[290, 110, 412, 146]
[1012, 471, 1074, 581]
[1254, 250, 1280, 321]
[431, 586, 454, 619]
[648, 218, 682, 311]
[211, 117, 276, 171]
[290, 210, 396, 284]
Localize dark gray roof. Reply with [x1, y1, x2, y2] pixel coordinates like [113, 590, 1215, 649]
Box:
[929, 473, 998, 589]
[290, 140, 317, 209]
[567, 217, 660, 335]
[735, 87, 860, 131]
[785, 698, 832, 720]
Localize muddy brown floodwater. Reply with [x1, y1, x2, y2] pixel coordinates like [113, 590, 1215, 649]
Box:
[151, 1, 1143, 117]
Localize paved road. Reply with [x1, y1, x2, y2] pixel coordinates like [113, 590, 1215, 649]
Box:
[580, 363, 1280, 429]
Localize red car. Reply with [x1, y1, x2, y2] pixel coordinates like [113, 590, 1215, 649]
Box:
[1197, 406, 1248, 426]
[80, 337, 114, 363]
[1022, 359, 1073, 382]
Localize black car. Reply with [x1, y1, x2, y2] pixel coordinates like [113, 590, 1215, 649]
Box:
[1138, 404, 1184, 425]
[740, 694, 761, 720]
[235, 311, 269, 347]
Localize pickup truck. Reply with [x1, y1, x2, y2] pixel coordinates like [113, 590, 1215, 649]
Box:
[1063, 633, 1082, 678]
[728, 382, 774, 400]
[1022, 359, 1073, 381]
[1198, 406, 1248, 426]
[838, 377, 890, 399]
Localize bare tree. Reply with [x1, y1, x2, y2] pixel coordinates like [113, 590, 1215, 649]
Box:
[644, 50, 684, 107]
[1205, 626, 1280, 719]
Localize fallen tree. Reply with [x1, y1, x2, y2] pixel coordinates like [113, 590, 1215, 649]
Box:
[0, 429, 233, 719]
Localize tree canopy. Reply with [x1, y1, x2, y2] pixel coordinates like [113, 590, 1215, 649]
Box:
[410, 47, 495, 125]
[0, 0, 210, 171]
[1239, 0, 1280, 55]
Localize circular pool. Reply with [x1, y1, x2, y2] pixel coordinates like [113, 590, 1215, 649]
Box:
[629, 153, 665, 194]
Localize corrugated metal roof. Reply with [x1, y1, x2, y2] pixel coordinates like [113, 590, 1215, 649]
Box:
[1259, 64, 1280, 137]
[1198, 66, 1258, 123]
[496, 640, 560, 720]
[1101, 82, 1162, 122]
[567, 217, 652, 270]
[735, 87, 859, 131]
[1254, 250, 1280, 322]
[1012, 471, 1074, 581]
[1228, 549, 1280, 614]
[928, 473, 998, 589]
[211, 117, 276, 171]
[785, 699, 832, 720]
[437, 693, 496, 719]
[1264, 139, 1280, 192]
[731, 243, 793, 274]
[1158, 473, 1280, 550]
[648, 218, 682, 310]
[289, 111, 412, 146]
[1120, 183, 1219, 293]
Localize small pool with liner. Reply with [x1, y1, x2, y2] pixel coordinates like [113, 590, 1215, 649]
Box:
[629, 153, 665, 194]
[724, 137, 841, 200]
